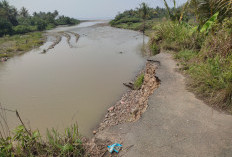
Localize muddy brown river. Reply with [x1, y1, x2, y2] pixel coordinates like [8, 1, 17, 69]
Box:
[0, 22, 147, 136]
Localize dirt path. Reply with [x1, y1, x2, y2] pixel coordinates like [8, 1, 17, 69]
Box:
[96, 52, 232, 157]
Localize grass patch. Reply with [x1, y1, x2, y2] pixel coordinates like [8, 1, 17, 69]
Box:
[174, 50, 198, 62]
[0, 124, 85, 156]
[134, 73, 144, 90]
[0, 32, 44, 59]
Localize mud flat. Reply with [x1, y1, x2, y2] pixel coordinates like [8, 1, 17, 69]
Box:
[42, 31, 80, 53]
[68, 31, 80, 43]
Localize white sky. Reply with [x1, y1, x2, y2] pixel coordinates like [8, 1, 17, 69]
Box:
[8, 0, 187, 19]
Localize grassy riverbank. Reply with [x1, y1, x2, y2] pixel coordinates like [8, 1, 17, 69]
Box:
[149, 19, 232, 113]
[0, 32, 45, 60]
[110, 1, 232, 113]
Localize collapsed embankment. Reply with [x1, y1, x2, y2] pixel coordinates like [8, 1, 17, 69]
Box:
[84, 60, 160, 156]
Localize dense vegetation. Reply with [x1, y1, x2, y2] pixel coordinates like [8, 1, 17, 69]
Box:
[111, 0, 232, 113]
[0, 124, 85, 156]
[109, 6, 166, 31]
[0, 0, 80, 37]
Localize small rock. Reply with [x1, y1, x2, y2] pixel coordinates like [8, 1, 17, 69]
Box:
[108, 106, 114, 112]
[93, 130, 97, 135]
[110, 113, 116, 117]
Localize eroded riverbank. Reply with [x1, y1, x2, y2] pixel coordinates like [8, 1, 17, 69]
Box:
[85, 59, 160, 156]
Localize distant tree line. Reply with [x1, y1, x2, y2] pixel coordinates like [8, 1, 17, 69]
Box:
[109, 2, 199, 27]
[110, 6, 170, 26]
[0, 0, 80, 37]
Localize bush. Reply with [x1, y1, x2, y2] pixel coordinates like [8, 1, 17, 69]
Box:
[134, 74, 144, 90]
[0, 124, 85, 156]
[152, 21, 204, 51]
[175, 50, 198, 62]
[46, 23, 56, 30]
[0, 18, 13, 37]
[13, 25, 37, 34]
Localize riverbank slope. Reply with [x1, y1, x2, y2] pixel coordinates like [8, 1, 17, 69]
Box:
[95, 52, 232, 157]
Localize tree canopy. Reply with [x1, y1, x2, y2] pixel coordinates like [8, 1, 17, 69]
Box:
[0, 0, 80, 37]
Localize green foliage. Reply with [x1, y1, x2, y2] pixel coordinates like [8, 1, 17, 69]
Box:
[0, 17, 12, 36]
[110, 5, 166, 27]
[46, 124, 84, 156]
[0, 0, 80, 36]
[175, 50, 198, 62]
[200, 12, 219, 34]
[190, 0, 232, 25]
[154, 17, 232, 111]
[0, 124, 85, 156]
[13, 25, 37, 34]
[152, 21, 204, 51]
[150, 44, 160, 55]
[46, 23, 56, 30]
[134, 73, 144, 90]
[56, 15, 80, 25]
[0, 137, 13, 156]
[0, 32, 44, 60]
[146, 0, 232, 111]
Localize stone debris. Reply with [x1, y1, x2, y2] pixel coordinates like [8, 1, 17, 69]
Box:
[86, 61, 160, 157]
[96, 61, 159, 132]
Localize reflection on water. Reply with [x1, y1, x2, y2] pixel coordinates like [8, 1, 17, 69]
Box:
[0, 22, 147, 136]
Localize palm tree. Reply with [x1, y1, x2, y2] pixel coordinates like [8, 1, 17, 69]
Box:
[52, 10, 59, 18]
[1, 0, 10, 10]
[20, 7, 29, 18]
[190, 0, 232, 24]
[0, 0, 18, 25]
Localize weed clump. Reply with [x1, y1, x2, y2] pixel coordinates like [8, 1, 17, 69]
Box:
[134, 73, 144, 90]
[0, 124, 85, 156]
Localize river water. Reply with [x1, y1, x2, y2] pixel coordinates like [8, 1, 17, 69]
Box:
[0, 22, 146, 136]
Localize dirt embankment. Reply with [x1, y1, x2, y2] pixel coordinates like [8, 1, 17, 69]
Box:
[84, 61, 160, 156]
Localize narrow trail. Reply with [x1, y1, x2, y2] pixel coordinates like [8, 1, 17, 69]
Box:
[95, 52, 232, 157]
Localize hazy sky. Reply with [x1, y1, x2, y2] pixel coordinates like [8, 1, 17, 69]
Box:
[8, 0, 187, 19]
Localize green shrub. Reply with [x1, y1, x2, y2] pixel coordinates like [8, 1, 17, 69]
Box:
[0, 18, 13, 37]
[46, 23, 56, 30]
[134, 74, 144, 90]
[0, 124, 85, 156]
[13, 25, 37, 34]
[152, 21, 204, 51]
[150, 44, 160, 55]
[174, 50, 198, 62]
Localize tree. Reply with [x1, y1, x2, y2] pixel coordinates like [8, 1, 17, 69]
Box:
[52, 10, 59, 18]
[0, 0, 18, 25]
[20, 7, 29, 18]
[0, 17, 12, 36]
[189, 0, 232, 24]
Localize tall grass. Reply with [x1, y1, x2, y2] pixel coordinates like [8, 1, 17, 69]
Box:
[151, 21, 204, 51]
[0, 106, 85, 156]
[0, 32, 44, 59]
[151, 16, 232, 112]
[134, 73, 145, 90]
